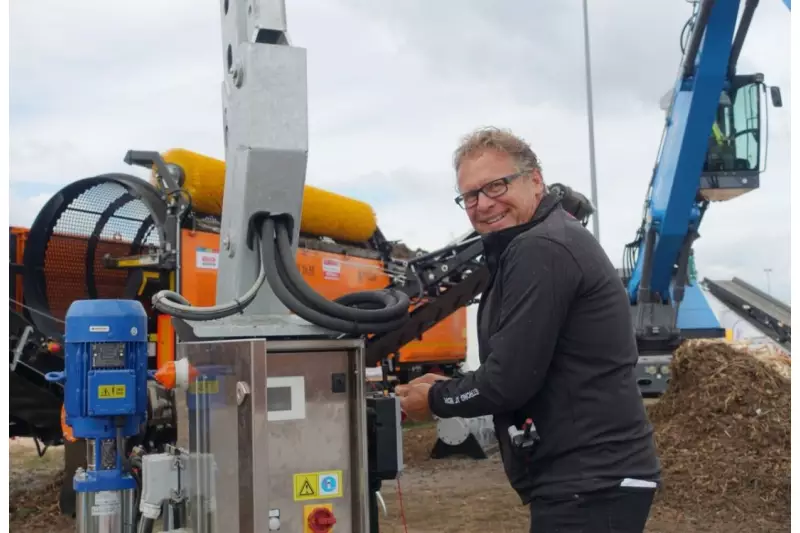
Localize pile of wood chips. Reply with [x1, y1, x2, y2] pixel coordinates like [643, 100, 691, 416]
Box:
[648, 339, 791, 525]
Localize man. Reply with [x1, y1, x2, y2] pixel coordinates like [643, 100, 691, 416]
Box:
[396, 127, 661, 533]
[706, 120, 735, 172]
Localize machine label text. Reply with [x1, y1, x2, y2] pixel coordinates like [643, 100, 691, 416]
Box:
[97, 385, 127, 399]
[196, 247, 219, 270]
[322, 258, 341, 280]
[91, 491, 120, 516]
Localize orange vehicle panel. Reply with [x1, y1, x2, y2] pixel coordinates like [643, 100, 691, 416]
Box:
[11, 223, 466, 368]
[179, 229, 467, 365]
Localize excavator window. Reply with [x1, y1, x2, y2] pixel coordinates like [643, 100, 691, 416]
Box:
[730, 82, 761, 171]
[703, 81, 762, 175]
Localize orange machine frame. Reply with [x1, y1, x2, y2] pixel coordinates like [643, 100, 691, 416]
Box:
[10, 225, 468, 373]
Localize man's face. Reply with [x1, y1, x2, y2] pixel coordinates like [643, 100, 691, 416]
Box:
[456, 148, 542, 234]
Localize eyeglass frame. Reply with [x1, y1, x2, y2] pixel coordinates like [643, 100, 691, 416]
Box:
[454, 172, 525, 209]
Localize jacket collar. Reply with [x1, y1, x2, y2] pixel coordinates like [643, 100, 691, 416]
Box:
[480, 191, 562, 274]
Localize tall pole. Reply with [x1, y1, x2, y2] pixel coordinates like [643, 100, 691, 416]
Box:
[581, 0, 601, 242]
[764, 268, 772, 295]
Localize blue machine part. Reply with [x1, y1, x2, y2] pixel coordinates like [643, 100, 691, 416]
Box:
[46, 299, 149, 493]
[626, 0, 742, 304]
[622, 0, 789, 351]
[674, 283, 724, 334]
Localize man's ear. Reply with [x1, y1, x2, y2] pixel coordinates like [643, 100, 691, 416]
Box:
[530, 169, 545, 190]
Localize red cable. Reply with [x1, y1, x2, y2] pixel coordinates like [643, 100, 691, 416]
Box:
[395, 475, 409, 533]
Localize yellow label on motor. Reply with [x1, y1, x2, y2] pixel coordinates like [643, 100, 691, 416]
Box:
[98, 385, 126, 399]
[189, 379, 219, 395]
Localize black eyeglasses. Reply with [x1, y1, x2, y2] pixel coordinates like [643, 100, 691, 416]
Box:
[454, 172, 523, 209]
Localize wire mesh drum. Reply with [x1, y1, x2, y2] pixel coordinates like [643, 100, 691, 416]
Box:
[22, 174, 167, 340]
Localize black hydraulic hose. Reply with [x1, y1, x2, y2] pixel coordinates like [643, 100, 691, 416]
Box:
[274, 221, 410, 322]
[728, 0, 759, 78]
[682, 0, 715, 79]
[262, 218, 410, 334]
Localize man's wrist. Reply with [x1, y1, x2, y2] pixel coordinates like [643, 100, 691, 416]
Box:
[427, 381, 441, 418]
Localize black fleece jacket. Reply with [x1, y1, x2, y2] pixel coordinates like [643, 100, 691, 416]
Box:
[427, 192, 661, 501]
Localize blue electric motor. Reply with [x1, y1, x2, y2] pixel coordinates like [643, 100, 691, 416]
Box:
[47, 299, 149, 524]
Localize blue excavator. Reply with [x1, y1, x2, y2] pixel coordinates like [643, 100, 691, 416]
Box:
[618, 0, 789, 394]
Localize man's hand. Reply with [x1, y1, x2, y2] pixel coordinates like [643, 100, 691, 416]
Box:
[407, 373, 451, 386]
[395, 383, 434, 422]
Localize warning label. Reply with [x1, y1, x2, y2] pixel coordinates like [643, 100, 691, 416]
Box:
[322, 258, 340, 280]
[196, 248, 219, 270]
[293, 473, 318, 501]
[293, 470, 344, 501]
[97, 385, 126, 400]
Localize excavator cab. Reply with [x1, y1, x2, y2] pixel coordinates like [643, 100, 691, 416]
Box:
[699, 74, 783, 202]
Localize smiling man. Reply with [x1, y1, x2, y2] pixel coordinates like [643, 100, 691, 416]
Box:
[396, 127, 661, 533]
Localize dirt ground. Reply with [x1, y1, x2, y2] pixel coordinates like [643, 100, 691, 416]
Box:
[9, 439, 73, 533]
[377, 425, 787, 533]
[9, 424, 788, 533]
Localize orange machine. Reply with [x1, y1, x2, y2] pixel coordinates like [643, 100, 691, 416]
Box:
[10, 159, 469, 382]
[176, 229, 467, 372]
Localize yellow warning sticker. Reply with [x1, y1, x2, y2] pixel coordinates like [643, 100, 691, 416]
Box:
[293, 470, 343, 501]
[98, 385, 126, 399]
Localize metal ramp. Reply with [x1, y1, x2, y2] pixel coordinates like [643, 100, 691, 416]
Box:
[702, 277, 791, 352]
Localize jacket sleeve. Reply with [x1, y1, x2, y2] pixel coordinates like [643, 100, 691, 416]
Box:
[427, 235, 581, 419]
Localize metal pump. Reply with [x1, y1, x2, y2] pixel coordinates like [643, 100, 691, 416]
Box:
[46, 300, 150, 533]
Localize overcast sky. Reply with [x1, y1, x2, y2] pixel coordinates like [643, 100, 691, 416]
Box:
[9, 1, 792, 364]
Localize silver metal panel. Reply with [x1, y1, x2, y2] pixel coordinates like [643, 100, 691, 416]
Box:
[264, 338, 368, 532]
[248, 0, 289, 39]
[176, 339, 267, 532]
[216, 0, 310, 316]
[75, 488, 136, 533]
[175, 337, 369, 533]
[172, 314, 344, 342]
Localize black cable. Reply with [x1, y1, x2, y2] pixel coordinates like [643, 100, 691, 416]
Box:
[274, 220, 410, 322]
[262, 217, 411, 334]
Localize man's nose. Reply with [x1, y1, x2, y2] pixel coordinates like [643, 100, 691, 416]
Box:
[475, 191, 496, 211]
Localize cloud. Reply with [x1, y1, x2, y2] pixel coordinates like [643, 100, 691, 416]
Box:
[9, 0, 792, 365]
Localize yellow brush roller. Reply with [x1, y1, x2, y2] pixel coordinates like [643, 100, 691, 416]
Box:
[150, 148, 378, 243]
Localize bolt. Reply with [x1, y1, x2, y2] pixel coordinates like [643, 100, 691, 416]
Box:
[231, 62, 244, 88]
[236, 381, 251, 406]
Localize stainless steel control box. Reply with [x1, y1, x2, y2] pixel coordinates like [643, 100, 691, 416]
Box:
[174, 337, 370, 532]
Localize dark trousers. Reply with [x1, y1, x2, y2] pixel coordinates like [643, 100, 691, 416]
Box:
[529, 485, 656, 533]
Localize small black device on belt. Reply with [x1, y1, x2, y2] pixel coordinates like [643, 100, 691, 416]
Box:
[508, 418, 540, 450]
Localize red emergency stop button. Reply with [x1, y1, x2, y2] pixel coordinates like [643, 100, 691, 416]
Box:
[307, 507, 336, 532]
